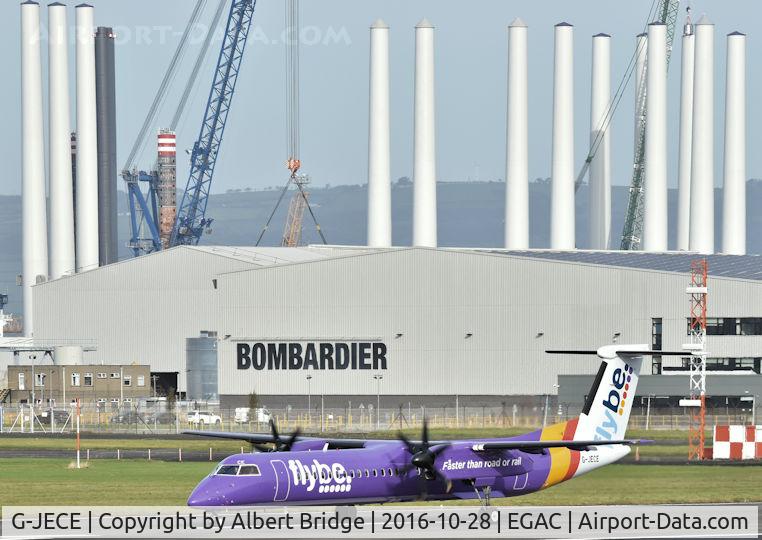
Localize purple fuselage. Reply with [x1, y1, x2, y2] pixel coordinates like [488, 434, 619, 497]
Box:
[187, 428, 595, 506]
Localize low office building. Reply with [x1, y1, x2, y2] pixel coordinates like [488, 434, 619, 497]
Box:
[6, 364, 151, 407]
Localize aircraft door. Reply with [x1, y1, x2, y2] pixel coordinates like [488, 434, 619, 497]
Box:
[270, 460, 291, 502]
[512, 473, 528, 490]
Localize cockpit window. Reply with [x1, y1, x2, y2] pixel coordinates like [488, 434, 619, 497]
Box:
[238, 465, 261, 476]
[216, 465, 239, 475]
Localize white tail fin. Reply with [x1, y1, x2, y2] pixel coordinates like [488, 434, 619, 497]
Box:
[573, 345, 645, 441]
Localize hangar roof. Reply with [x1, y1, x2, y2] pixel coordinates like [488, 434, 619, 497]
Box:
[189, 246, 335, 266]
[484, 250, 762, 281]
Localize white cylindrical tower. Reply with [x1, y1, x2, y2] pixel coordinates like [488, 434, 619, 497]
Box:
[550, 22, 574, 249]
[722, 31, 746, 255]
[676, 24, 694, 251]
[589, 33, 611, 250]
[48, 2, 76, 280]
[634, 33, 647, 155]
[367, 19, 392, 248]
[643, 22, 668, 252]
[75, 3, 99, 271]
[412, 19, 437, 247]
[689, 16, 714, 254]
[505, 18, 528, 249]
[21, 0, 49, 336]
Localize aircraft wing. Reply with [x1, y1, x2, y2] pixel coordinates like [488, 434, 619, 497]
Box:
[470, 439, 649, 452]
[182, 430, 369, 449]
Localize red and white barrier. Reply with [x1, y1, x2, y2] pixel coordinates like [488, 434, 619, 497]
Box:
[712, 425, 762, 460]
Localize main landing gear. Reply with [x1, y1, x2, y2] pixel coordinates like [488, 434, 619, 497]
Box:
[466, 480, 492, 507]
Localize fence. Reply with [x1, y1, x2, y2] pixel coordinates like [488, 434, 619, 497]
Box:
[0, 402, 757, 435]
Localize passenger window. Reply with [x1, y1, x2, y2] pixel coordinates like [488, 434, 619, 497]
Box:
[388, 468, 393, 477]
[364, 469, 369, 477]
[381, 468, 386, 477]
[238, 465, 260, 476]
[373, 469, 377, 477]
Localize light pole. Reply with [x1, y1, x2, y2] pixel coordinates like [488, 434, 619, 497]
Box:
[306, 375, 312, 425]
[373, 374, 383, 430]
[742, 390, 756, 426]
[543, 384, 559, 427]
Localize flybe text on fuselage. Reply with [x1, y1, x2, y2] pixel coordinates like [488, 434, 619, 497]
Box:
[287, 459, 352, 493]
[237, 342, 388, 371]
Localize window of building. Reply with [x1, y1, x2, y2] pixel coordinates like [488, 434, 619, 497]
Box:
[71, 373, 81, 387]
[110, 372, 120, 379]
[664, 356, 761, 374]
[123, 376, 132, 387]
[687, 317, 762, 336]
[84, 373, 93, 387]
[740, 318, 762, 336]
[737, 358, 756, 370]
[97, 372, 107, 379]
[18, 372, 25, 391]
[35, 373, 45, 387]
[137, 375, 145, 387]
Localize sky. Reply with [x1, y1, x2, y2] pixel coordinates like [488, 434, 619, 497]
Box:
[0, 0, 756, 195]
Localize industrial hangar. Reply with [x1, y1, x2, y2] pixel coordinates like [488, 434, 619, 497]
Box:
[30, 245, 762, 409]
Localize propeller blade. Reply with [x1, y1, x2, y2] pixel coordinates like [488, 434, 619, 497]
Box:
[284, 428, 302, 451]
[422, 418, 429, 446]
[431, 443, 450, 457]
[433, 469, 453, 493]
[269, 419, 280, 443]
[397, 432, 416, 454]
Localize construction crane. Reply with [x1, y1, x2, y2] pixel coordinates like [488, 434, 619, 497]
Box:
[121, 0, 209, 255]
[256, 0, 327, 247]
[620, 0, 681, 250]
[122, 0, 256, 255]
[171, 0, 257, 246]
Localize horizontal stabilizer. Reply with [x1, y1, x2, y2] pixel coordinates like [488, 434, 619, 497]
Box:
[546, 349, 686, 356]
[470, 439, 650, 452]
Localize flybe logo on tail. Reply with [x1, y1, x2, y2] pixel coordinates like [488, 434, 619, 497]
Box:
[595, 363, 635, 440]
[287, 459, 352, 494]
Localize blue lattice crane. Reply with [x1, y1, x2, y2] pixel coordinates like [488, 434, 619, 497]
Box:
[122, 0, 256, 255]
[171, 0, 257, 246]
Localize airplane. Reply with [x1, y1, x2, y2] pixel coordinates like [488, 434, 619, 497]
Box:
[184, 344, 663, 506]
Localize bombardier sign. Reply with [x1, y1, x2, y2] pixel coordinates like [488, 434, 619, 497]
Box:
[236, 342, 388, 371]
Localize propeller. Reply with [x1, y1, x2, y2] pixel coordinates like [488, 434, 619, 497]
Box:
[398, 418, 451, 498]
[253, 419, 301, 452]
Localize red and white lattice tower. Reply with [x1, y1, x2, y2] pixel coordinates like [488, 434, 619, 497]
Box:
[157, 129, 177, 249]
[684, 259, 708, 460]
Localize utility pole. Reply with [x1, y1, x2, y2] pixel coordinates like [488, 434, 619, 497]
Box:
[373, 374, 383, 430]
[306, 375, 312, 425]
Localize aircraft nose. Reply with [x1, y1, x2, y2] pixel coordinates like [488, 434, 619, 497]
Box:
[187, 477, 228, 506]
